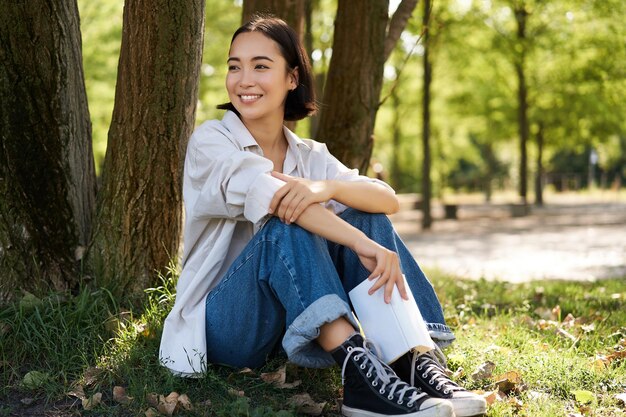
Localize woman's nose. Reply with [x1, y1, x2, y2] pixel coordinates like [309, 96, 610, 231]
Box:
[239, 69, 255, 88]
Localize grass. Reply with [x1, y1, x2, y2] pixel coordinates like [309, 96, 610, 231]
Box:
[1, 269, 625, 416]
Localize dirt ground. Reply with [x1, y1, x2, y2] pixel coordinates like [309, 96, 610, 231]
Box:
[390, 192, 626, 282]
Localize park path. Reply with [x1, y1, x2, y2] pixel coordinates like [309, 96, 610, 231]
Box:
[389, 193, 626, 282]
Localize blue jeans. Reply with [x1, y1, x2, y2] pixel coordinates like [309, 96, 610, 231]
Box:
[205, 209, 454, 369]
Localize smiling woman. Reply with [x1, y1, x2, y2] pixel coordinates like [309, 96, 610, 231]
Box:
[159, 15, 484, 417]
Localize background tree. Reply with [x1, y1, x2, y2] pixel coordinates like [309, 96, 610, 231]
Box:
[421, 0, 433, 228]
[243, 0, 305, 33]
[89, 0, 205, 294]
[0, 1, 96, 299]
[316, 0, 418, 172]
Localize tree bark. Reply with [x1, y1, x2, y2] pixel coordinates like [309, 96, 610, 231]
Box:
[90, 0, 205, 295]
[0, 1, 96, 299]
[534, 123, 544, 206]
[421, 0, 433, 229]
[315, 0, 389, 172]
[384, 0, 420, 61]
[242, 0, 305, 35]
[515, 5, 529, 204]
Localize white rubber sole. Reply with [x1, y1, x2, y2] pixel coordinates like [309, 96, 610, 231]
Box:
[342, 401, 454, 417]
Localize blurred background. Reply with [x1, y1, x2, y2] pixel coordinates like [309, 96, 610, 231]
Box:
[79, 0, 626, 201]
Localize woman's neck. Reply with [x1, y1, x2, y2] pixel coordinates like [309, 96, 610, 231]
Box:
[241, 115, 286, 154]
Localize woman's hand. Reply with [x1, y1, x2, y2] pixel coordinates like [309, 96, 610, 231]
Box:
[269, 171, 335, 224]
[353, 236, 408, 304]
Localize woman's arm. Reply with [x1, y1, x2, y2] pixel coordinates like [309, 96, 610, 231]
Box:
[269, 172, 399, 224]
[291, 202, 408, 304]
[329, 180, 399, 215]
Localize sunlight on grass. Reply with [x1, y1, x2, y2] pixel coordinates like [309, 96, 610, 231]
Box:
[1, 267, 624, 416]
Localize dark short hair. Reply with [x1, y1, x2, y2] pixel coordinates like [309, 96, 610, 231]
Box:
[217, 15, 317, 121]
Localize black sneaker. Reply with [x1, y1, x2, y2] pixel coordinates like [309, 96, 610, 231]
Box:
[331, 334, 453, 417]
[392, 350, 487, 417]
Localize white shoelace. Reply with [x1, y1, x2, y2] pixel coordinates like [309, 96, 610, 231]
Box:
[341, 342, 427, 407]
[410, 350, 463, 395]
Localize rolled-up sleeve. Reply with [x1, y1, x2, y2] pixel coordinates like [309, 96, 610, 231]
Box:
[321, 144, 395, 214]
[185, 125, 285, 224]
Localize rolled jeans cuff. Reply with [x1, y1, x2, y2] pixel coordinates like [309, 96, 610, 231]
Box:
[427, 322, 456, 349]
[283, 294, 358, 368]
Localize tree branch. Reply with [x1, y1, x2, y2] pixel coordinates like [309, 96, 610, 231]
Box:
[384, 0, 420, 61]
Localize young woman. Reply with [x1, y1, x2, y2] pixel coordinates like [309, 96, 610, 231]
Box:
[160, 16, 486, 417]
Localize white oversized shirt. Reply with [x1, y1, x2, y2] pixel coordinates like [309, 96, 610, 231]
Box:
[159, 111, 394, 376]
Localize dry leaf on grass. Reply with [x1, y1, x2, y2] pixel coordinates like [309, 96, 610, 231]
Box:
[555, 327, 577, 343]
[260, 364, 302, 389]
[67, 385, 86, 400]
[82, 392, 102, 410]
[145, 407, 159, 417]
[177, 394, 193, 411]
[482, 390, 505, 405]
[493, 370, 522, 394]
[20, 398, 34, 405]
[228, 388, 246, 397]
[238, 367, 255, 375]
[82, 366, 102, 387]
[471, 361, 496, 381]
[615, 393, 626, 406]
[288, 393, 326, 416]
[22, 371, 50, 389]
[113, 386, 133, 405]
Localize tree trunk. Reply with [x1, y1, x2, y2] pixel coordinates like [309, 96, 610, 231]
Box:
[421, 0, 433, 229]
[390, 86, 402, 190]
[315, 0, 389, 171]
[89, 0, 205, 295]
[534, 123, 544, 206]
[242, 0, 305, 34]
[0, 1, 96, 300]
[514, 5, 529, 204]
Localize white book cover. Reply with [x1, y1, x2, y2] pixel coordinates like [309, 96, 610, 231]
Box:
[348, 275, 435, 364]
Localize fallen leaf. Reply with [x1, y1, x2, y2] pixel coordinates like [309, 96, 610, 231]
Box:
[260, 364, 302, 389]
[452, 366, 464, 380]
[145, 407, 159, 417]
[157, 398, 177, 417]
[19, 292, 42, 310]
[471, 361, 496, 381]
[82, 392, 102, 410]
[82, 366, 101, 387]
[177, 393, 193, 411]
[527, 390, 549, 401]
[22, 371, 49, 389]
[238, 367, 254, 375]
[20, 398, 34, 405]
[615, 393, 626, 406]
[113, 386, 133, 405]
[164, 392, 180, 403]
[562, 313, 576, 327]
[571, 390, 595, 405]
[67, 385, 86, 400]
[482, 390, 505, 406]
[493, 370, 522, 394]
[228, 388, 245, 397]
[288, 393, 326, 416]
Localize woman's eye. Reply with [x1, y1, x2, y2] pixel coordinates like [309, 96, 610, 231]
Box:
[228, 65, 239, 71]
[255, 64, 269, 70]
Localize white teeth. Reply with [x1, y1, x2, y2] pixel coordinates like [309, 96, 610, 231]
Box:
[241, 95, 261, 100]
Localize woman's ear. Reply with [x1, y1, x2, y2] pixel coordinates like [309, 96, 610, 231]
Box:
[290, 67, 299, 90]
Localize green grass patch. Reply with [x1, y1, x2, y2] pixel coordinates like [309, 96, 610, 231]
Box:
[1, 270, 625, 416]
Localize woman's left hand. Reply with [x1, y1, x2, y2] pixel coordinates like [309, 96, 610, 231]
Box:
[269, 171, 335, 224]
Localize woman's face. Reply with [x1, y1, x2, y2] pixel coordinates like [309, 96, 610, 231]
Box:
[226, 31, 297, 124]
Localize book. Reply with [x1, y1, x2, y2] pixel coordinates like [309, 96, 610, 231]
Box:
[348, 275, 435, 364]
